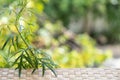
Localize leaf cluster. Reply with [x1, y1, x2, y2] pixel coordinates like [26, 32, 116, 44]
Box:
[0, 0, 57, 77]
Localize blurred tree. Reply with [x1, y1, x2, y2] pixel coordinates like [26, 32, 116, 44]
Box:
[42, 0, 120, 43]
[105, 0, 120, 43]
[42, 0, 106, 28]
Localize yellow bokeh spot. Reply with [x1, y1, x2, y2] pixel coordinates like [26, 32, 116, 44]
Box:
[36, 3, 44, 13]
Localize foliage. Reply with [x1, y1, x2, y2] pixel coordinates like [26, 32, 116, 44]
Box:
[105, 0, 120, 43]
[43, 0, 120, 43]
[37, 22, 112, 68]
[42, 0, 107, 26]
[0, 0, 113, 73]
[0, 0, 57, 77]
[52, 34, 112, 68]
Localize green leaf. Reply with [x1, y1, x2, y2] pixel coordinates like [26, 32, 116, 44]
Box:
[34, 56, 39, 69]
[8, 45, 12, 54]
[12, 54, 21, 66]
[23, 54, 33, 67]
[45, 63, 57, 77]
[18, 53, 23, 77]
[32, 68, 36, 74]
[22, 62, 26, 69]
[18, 63, 22, 77]
[12, 36, 17, 50]
[16, 36, 19, 48]
[7, 25, 11, 31]
[2, 36, 11, 50]
[42, 63, 45, 77]
[13, 49, 24, 56]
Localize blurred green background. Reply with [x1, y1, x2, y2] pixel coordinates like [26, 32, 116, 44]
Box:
[0, 0, 120, 68]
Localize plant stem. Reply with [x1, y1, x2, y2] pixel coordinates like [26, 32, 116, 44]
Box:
[14, 3, 39, 70]
[15, 4, 29, 47]
[14, 3, 35, 56]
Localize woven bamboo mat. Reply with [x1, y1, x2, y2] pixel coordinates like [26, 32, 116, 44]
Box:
[0, 68, 120, 80]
